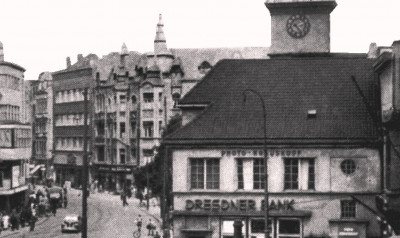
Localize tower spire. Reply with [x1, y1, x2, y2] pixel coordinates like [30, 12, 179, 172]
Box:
[154, 14, 168, 54]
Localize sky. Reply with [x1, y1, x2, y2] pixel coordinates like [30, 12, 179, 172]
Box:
[1, 0, 399, 80]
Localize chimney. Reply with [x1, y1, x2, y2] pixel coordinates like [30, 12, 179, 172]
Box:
[367, 42, 378, 59]
[77, 54, 83, 62]
[0, 41, 4, 62]
[66, 57, 71, 68]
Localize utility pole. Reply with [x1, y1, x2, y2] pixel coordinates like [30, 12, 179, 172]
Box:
[81, 88, 89, 238]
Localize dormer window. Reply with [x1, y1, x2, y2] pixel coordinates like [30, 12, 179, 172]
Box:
[198, 61, 212, 75]
[172, 93, 181, 108]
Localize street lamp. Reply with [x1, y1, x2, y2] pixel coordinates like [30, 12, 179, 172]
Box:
[242, 89, 269, 238]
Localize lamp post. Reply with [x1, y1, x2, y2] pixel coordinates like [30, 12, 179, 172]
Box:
[242, 89, 269, 238]
[81, 88, 89, 238]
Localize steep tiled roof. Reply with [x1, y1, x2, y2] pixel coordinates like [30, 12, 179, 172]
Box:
[168, 56, 378, 143]
[170, 47, 269, 80]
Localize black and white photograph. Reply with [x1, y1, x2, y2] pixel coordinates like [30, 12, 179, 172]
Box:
[0, 0, 399, 237]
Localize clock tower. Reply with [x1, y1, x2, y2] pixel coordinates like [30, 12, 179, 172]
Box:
[265, 0, 337, 55]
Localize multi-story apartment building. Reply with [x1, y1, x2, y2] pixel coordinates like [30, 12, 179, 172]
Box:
[52, 55, 97, 188]
[0, 41, 32, 212]
[30, 72, 54, 182]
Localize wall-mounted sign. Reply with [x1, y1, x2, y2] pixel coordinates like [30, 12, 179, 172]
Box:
[185, 199, 295, 212]
[339, 225, 359, 237]
[97, 166, 132, 172]
[221, 150, 302, 157]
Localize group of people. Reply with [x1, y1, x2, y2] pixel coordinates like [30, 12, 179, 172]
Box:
[0, 184, 69, 234]
[134, 215, 160, 238]
[0, 200, 38, 233]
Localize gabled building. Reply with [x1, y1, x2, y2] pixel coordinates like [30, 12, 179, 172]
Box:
[164, 1, 384, 237]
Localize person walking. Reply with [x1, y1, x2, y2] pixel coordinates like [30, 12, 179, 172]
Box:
[135, 214, 143, 232]
[154, 231, 161, 238]
[122, 192, 129, 206]
[29, 207, 37, 232]
[147, 219, 155, 236]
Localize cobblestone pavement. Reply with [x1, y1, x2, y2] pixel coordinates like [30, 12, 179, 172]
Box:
[1, 188, 161, 238]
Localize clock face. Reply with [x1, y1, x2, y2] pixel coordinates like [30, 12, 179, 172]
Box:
[286, 14, 310, 38]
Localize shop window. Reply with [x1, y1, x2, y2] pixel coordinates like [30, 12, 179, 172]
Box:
[250, 219, 273, 238]
[120, 148, 126, 164]
[278, 219, 301, 238]
[284, 158, 315, 190]
[143, 121, 154, 138]
[143, 93, 154, 103]
[222, 220, 246, 238]
[190, 158, 220, 189]
[340, 159, 356, 175]
[341, 200, 356, 218]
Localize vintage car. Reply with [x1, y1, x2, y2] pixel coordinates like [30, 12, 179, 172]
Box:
[61, 214, 82, 232]
[48, 186, 63, 208]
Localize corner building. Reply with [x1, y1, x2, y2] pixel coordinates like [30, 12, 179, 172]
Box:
[0, 41, 31, 212]
[165, 1, 383, 237]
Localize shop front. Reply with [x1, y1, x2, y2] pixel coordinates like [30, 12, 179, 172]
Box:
[173, 195, 376, 238]
[92, 164, 134, 193]
[53, 152, 82, 188]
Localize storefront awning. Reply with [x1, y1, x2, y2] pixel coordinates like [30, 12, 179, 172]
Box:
[29, 165, 44, 175]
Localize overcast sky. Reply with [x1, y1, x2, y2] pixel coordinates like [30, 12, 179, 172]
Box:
[1, 0, 399, 80]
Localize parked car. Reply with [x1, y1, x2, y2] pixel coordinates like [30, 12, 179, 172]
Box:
[61, 214, 82, 233]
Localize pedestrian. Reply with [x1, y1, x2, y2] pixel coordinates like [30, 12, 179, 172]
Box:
[121, 192, 129, 206]
[2, 212, 9, 230]
[147, 219, 155, 236]
[29, 209, 37, 232]
[135, 214, 143, 232]
[63, 193, 68, 208]
[137, 190, 144, 207]
[154, 231, 161, 238]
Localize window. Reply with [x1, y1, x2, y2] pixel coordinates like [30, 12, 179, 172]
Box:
[159, 121, 163, 137]
[142, 110, 154, 118]
[284, 158, 315, 190]
[120, 148, 126, 164]
[190, 158, 220, 189]
[158, 92, 163, 102]
[36, 98, 47, 114]
[131, 95, 137, 104]
[341, 200, 356, 218]
[143, 93, 154, 103]
[341, 159, 356, 175]
[97, 146, 105, 162]
[143, 121, 154, 138]
[237, 159, 244, 189]
[120, 95, 126, 104]
[14, 129, 31, 148]
[120, 122, 125, 138]
[253, 158, 265, 189]
[278, 219, 301, 238]
[0, 171, 3, 187]
[172, 93, 181, 107]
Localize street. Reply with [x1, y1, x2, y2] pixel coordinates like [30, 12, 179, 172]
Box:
[2, 189, 161, 238]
